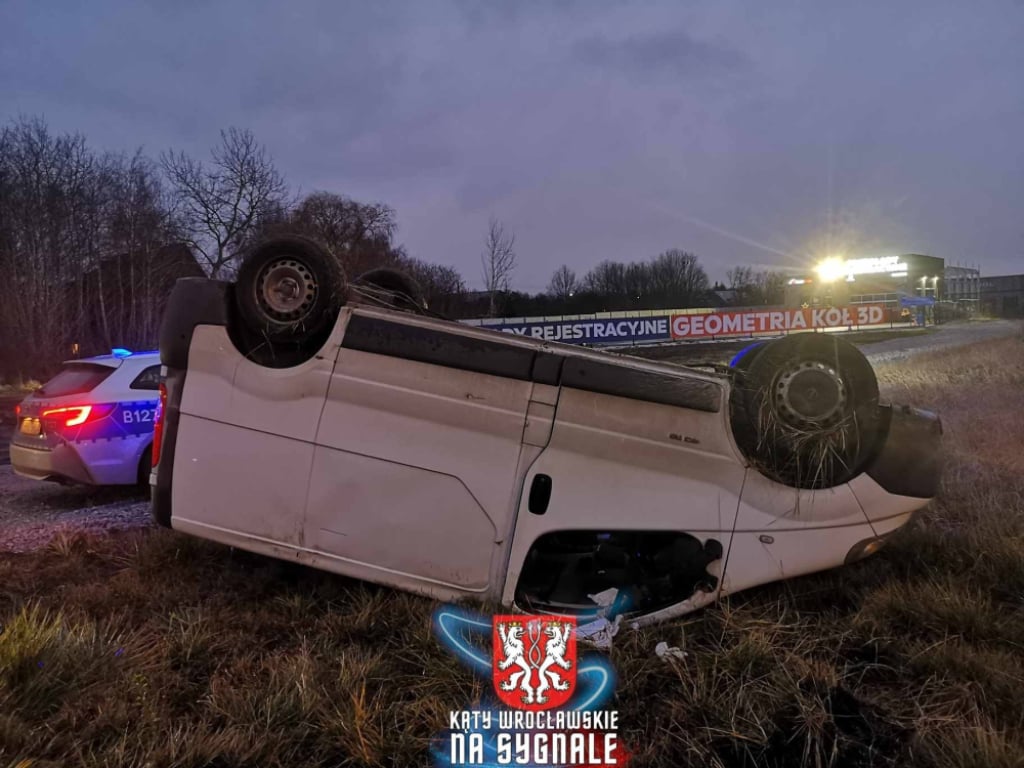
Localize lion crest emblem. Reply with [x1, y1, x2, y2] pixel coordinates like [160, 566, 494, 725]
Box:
[492, 616, 577, 710]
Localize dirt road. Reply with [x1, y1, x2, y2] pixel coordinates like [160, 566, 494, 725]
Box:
[624, 319, 1021, 367]
[860, 319, 1020, 362]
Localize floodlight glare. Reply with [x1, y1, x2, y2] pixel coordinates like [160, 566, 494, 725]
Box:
[815, 258, 847, 282]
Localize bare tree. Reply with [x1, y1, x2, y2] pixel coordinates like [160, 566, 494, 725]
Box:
[161, 128, 286, 278]
[548, 264, 577, 300]
[727, 266, 754, 293]
[102, 151, 182, 345]
[481, 218, 516, 317]
[753, 270, 787, 305]
[0, 118, 96, 375]
[239, 190, 402, 278]
[581, 260, 645, 310]
[290, 191, 399, 276]
[395, 255, 466, 316]
[727, 266, 787, 305]
[0, 117, 188, 377]
[583, 260, 628, 296]
[649, 249, 709, 305]
[624, 262, 651, 302]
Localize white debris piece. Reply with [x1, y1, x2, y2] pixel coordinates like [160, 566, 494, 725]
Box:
[576, 614, 623, 649]
[654, 641, 688, 661]
[586, 587, 619, 613]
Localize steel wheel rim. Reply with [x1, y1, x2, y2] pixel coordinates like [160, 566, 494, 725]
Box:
[773, 359, 848, 427]
[255, 257, 317, 322]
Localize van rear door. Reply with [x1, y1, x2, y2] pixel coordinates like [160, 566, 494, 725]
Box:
[164, 320, 336, 546]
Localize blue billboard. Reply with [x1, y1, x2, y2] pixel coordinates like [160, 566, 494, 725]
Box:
[487, 315, 672, 345]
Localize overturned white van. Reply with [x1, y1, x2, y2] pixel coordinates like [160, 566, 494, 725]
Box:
[151, 236, 942, 626]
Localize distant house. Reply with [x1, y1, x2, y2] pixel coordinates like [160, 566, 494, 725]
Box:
[67, 243, 204, 357]
[711, 289, 736, 306]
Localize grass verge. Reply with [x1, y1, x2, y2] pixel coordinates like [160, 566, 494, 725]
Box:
[2, 337, 1023, 767]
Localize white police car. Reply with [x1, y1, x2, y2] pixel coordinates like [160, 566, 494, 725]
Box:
[10, 349, 161, 486]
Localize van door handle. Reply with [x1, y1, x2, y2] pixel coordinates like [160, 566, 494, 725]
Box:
[528, 474, 552, 515]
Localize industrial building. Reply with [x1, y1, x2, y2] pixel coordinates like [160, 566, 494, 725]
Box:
[943, 265, 982, 317]
[784, 254, 945, 323]
[980, 274, 1024, 317]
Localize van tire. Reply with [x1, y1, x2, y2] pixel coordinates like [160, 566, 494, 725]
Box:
[729, 341, 766, 371]
[235, 236, 346, 344]
[730, 333, 882, 488]
[354, 268, 424, 312]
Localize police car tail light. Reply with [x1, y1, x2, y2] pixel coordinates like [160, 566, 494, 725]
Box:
[41, 404, 114, 427]
[152, 383, 167, 468]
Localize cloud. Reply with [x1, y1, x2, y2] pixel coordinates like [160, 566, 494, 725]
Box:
[2, 0, 1023, 282]
[573, 28, 749, 81]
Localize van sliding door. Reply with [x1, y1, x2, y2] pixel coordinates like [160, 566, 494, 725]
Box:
[502, 357, 745, 620]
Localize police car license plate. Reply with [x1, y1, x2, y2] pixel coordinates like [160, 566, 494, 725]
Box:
[19, 418, 41, 436]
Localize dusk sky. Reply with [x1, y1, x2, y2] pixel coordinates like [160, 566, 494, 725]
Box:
[2, 1, 1022, 289]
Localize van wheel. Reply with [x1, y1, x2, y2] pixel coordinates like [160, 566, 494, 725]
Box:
[353, 268, 424, 312]
[235, 236, 346, 344]
[729, 341, 766, 371]
[730, 333, 881, 488]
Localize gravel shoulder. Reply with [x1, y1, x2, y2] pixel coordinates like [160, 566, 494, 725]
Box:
[0, 465, 150, 553]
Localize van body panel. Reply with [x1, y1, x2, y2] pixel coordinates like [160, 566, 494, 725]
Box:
[171, 414, 314, 545]
[723, 520, 878, 595]
[180, 324, 338, 444]
[735, 472, 871, 531]
[306, 322, 542, 596]
[305, 450, 496, 592]
[151, 280, 940, 625]
[502, 385, 746, 608]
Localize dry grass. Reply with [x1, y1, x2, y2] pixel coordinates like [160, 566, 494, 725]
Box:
[2, 337, 1024, 767]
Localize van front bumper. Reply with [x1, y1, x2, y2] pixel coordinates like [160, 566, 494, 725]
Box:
[866, 405, 943, 499]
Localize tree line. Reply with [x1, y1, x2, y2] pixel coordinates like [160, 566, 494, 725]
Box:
[0, 115, 788, 381]
[0, 118, 467, 379]
[486, 254, 787, 319]
[0, 118, 180, 380]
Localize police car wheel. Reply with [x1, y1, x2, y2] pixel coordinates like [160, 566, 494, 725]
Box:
[730, 333, 882, 489]
[353, 268, 424, 312]
[235, 235, 347, 344]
